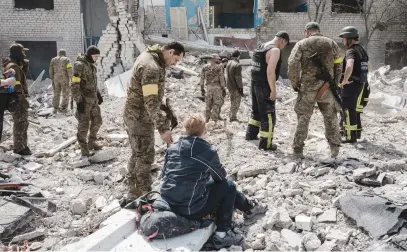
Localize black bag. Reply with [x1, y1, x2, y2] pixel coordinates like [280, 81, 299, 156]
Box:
[124, 191, 208, 241]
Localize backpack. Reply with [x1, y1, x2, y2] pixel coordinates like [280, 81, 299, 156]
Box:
[124, 191, 209, 241]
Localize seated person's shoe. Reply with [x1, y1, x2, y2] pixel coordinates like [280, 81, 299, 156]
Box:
[244, 200, 267, 219]
[212, 230, 244, 250]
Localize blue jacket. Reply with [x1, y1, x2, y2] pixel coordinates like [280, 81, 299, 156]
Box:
[160, 136, 227, 216]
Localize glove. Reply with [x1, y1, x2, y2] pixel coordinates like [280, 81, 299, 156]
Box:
[222, 89, 226, 97]
[77, 101, 86, 113]
[170, 115, 178, 130]
[97, 91, 103, 105]
[201, 88, 205, 97]
[293, 87, 300, 92]
[315, 71, 331, 82]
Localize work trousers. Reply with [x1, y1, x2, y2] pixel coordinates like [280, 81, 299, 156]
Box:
[11, 93, 29, 153]
[205, 87, 224, 122]
[246, 82, 276, 150]
[356, 82, 370, 139]
[0, 93, 8, 142]
[341, 95, 358, 142]
[53, 80, 70, 110]
[75, 101, 102, 146]
[184, 179, 252, 232]
[123, 112, 155, 200]
[229, 89, 242, 120]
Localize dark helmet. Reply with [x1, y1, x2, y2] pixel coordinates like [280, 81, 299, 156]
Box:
[339, 26, 359, 39]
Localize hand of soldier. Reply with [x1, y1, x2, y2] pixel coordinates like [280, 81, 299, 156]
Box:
[269, 91, 277, 101]
[77, 101, 86, 113]
[4, 69, 15, 78]
[222, 89, 227, 97]
[97, 91, 103, 105]
[160, 130, 173, 145]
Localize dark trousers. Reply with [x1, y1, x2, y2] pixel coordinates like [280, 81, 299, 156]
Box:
[184, 179, 252, 232]
[0, 93, 8, 142]
[356, 112, 362, 139]
[341, 95, 358, 142]
[246, 82, 276, 150]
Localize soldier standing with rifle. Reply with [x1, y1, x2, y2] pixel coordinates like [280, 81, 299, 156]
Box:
[288, 22, 342, 159]
[339, 26, 370, 143]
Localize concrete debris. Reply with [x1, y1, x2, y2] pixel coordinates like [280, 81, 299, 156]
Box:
[0, 153, 19, 163]
[264, 208, 293, 229]
[0, 199, 35, 240]
[71, 199, 87, 215]
[281, 228, 302, 249]
[11, 229, 45, 243]
[353, 167, 376, 181]
[106, 134, 128, 141]
[80, 171, 94, 182]
[93, 172, 105, 184]
[237, 164, 268, 179]
[317, 208, 337, 223]
[89, 149, 117, 163]
[326, 229, 351, 245]
[295, 214, 313, 231]
[23, 162, 43, 171]
[277, 162, 297, 174]
[315, 240, 338, 251]
[311, 207, 324, 216]
[302, 233, 321, 251]
[55, 187, 65, 195]
[101, 200, 121, 215]
[71, 159, 91, 168]
[29, 242, 43, 251]
[95, 196, 107, 210]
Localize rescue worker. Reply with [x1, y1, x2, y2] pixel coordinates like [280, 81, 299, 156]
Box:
[200, 54, 227, 123]
[0, 68, 16, 142]
[288, 22, 342, 158]
[339, 26, 370, 143]
[50, 49, 73, 114]
[245, 31, 289, 151]
[71, 46, 104, 156]
[226, 50, 244, 122]
[123, 42, 185, 202]
[4, 44, 31, 155]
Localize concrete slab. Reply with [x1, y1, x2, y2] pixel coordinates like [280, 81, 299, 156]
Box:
[61, 209, 215, 252]
[104, 70, 131, 98]
[0, 199, 35, 240]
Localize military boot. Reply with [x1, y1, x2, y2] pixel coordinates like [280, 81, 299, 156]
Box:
[330, 145, 340, 158]
[52, 108, 58, 115]
[88, 141, 103, 151]
[293, 147, 305, 159]
[80, 144, 94, 157]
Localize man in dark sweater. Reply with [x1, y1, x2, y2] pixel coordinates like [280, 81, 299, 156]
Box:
[161, 113, 266, 249]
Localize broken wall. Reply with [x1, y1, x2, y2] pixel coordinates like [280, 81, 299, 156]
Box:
[0, 0, 82, 77]
[97, 0, 145, 87]
[257, 0, 407, 69]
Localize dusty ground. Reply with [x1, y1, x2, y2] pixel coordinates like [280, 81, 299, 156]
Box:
[1, 59, 407, 251]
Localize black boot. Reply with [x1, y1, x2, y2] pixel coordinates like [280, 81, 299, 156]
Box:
[259, 138, 277, 151]
[245, 124, 259, 140]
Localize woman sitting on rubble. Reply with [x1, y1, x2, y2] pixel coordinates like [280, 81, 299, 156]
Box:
[160, 113, 267, 249]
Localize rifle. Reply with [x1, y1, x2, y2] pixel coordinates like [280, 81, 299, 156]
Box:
[309, 52, 342, 107]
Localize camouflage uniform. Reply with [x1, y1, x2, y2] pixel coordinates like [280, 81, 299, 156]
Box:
[71, 53, 103, 155]
[50, 49, 73, 112]
[226, 58, 243, 121]
[4, 59, 30, 154]
[288, 34, 342, 157]
[200, 63, 227, 122]
[123, 45, 170, 199]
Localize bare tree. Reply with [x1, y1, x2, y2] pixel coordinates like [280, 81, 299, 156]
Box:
[358, 0, 407, 48]
[307, 0, 328, 23]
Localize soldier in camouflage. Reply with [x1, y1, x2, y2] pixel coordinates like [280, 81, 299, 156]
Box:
[50, 49, 73, 114]
[288, 22, 342, 159]
[200, 54, 227, 123]
[71, 46, 104, 156]
[226, 50, 244, 122]
[4, 44, 31, 155]
[123, 42, 185, 201]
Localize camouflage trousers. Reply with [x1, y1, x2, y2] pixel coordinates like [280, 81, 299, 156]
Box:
[205, 87, 224, 122]
[123, 113, 155, 199]
[11, 94, 29, 152]
[75, 101, 102, 147]
[229, 89, 241, 120]
[293, 89, 341, 152]
[53, 80, 70, 110]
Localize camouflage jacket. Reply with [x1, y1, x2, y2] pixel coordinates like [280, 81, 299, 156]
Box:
[288, 34, 342, 92]
[200, 63, 226, 91]
[4, 60, 27, 94]
[124, 45, 169, 134]
[49, 56, 72, 82]
[71, 54, 98, 103]
[225, 59, 243, 91]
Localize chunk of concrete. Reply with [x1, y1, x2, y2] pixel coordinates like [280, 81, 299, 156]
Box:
[11, 229, 45, 243]
[80, 171, 94, 181]
[0, 199, 35, 239]
[23, 162, 43, 171]
[264, 208, 293, 229]
[93, 172, 105, 184]
[311, 207, 324, 216]
[71, 159, 90, 168]
[302, 233, 321, 251]
[321, 180, 336, 190]
[101, 200, 121, 215]
[0, 153, 19, 163]
[315, 240, 337, 251]
[326, 229, 351, 245]
[281, 229, 302, 249]
[353, 167, 376, 181]
[278, 162, 297, 174]
[317, 208, 337, 223]
[60, 208, 216, 252]
[106, 134, 128, 142]
[95, 196, 107, 210]
[29, 242, 43, 251]
[89, 149, 116, 163]
[295, 214, 313, 231]
[237, 164, 268, 179]
[71, 199, 87, 215]
[55, 188, 65, 195]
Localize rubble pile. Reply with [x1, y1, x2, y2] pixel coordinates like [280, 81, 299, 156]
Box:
[97, 0, 145, 86]
[1, 52, 407, 251]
